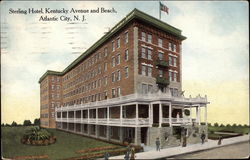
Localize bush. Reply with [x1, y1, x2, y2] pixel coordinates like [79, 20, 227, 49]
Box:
[184, 109, 190, 116]
[21, 126, 56, 146]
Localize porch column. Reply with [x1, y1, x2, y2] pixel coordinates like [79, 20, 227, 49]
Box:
[197, 105, 201, 125]
[107, 126, 111, 141]
[120, 105, 123, 125]
[107, 107, 110, 124]
[205, 104, 207, 125]
[189, 106, 192, 123]
[159, 103, 162, 128]
[96, 125, 99, 138]
[136, 103, 138, 125]
[87, 109, 90, 123]
[169, 103, 172, 127]
[134, 127, 141, 145]
[150, 103, 153, 125]
[74, 110, 76, 132]
[96, 108, 98, 123]
[61, 111, 62, 121]
[148, 104, 150, 125]
[119, 127, 123, 142]
[81, 110, 83, 124]
[67, 111, 69, 130]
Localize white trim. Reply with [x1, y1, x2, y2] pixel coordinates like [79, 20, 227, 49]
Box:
[169, 53, 178, 58]
[169, 69, 178, 73]
[158, 50, 164, 53]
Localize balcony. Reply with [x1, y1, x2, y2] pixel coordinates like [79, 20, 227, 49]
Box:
[156, 76, 169, 86]
[156, 59, 169, 68]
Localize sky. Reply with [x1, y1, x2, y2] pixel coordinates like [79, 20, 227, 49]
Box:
[1, 1, 249, 125]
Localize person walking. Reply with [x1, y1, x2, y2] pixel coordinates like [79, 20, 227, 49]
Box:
[218, 136, 222, 145]
[124, 151, 129, 160]
[156, 138, 161, 151]
[201, 131, 206, 144]
[130, 147, 136, 160]
[104, 152, 110, 160]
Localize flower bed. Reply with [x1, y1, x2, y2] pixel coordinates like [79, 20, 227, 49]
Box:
[76, 145, 119, 154]
[21, 126, 56, 146]
[13, 155, 49, 160]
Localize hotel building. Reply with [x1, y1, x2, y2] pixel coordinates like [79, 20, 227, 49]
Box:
[39, 9, 208, 147]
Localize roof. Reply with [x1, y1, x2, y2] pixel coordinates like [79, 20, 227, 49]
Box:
[39, 8, 186, 83]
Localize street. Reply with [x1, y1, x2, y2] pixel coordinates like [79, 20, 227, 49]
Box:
[169, 142, 249, 159]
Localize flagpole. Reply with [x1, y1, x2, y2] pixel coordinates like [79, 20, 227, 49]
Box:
[159, 1, 161, 20]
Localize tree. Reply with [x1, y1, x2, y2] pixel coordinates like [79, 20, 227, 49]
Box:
[220, 124, 225, 127]
[226, 124, 231, 127]
[207, 123, 212, 127]
[1, 123, 5, 126]
[23, 120, 32, 126]
[34, 118, 40, 126]
[238, 124, 242, 127]
[232, 123, 237, 127]
[11, 121, 18, 126]
[214, 123, 219, 127]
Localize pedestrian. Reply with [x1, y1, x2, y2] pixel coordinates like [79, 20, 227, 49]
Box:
[201, 131, 206, 144]
[218, 136, 222, 145]
[104, 152, 110, 160]
[130, 147, 136, 160]
[124, 151, 129, 160]
[156, 137, 161, 151]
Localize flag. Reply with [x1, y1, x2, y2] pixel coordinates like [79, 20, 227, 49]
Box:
[160, 2, 169, 14]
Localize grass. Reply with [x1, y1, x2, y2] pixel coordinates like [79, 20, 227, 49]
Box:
[1, 126, 121, 159]
[208, 125, 249, 140]
[208, 126, 250, 134]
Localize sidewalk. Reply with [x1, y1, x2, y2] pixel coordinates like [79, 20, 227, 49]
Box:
[109, 135, 249, 159]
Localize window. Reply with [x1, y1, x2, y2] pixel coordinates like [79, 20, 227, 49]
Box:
[174, 72, 177, 82]
[104, 62, 108, 71]
[105, 76, 108, 85]
[52, 85, 55, 90]
[142, 84, 148, 94]
[125, 49, 129, 61]
[168, 42, 172, 50]
[117, 70, 121, 81]
[169, 56, 173, 66]
[112, 89, 116, 98]
[158, 52, 163, 60]
[117, 38, 120, 48]
[104, 48, 108, 57]
[142, 47, 146, 58]
[117, 54, 120, 65]
[148, 84, 153, 93]
[148, 34, 152, 43]
[112, 41, 115, 51]
[148, 67, 152, 77]
[159, 70, 163, 77]
[125, 67, 129, 78]
[104, 91, 108, 99]
[125, 32, 128, 43]
[174, 44, 177, 52]
[142, 65, 146, 76]
[158, 38, 163, 47]
[173, 57, 177, 67]
[148, 49, 152, 60]
[112, 72, 116, 82]
[117, 87, 120, 97]
[141, 32, 146, 41]
[170, 88, 178, 97]
[112, 56, 115, 67]
[169, 71, 172, 81]
[98, 64, 101, 74]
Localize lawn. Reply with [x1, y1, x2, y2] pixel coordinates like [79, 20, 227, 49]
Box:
[208, 125, 249, 140]
[1, 126, 121, 159]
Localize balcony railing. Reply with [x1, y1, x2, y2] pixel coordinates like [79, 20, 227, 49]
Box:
[162, 118, 196, 124]
[156, 76, 170, 86]
[56, 118, 150, 126]
[156, 59, 169, 67]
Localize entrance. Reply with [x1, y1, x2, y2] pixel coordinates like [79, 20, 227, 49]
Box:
[141, 127, 148, 145]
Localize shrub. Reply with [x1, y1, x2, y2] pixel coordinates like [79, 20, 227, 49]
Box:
[34, 118, 40, 126]
[184, 109, 190, 116]
[21, 126, 56, 146]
